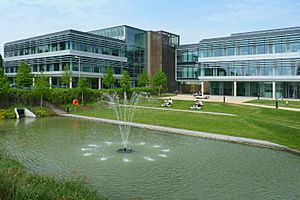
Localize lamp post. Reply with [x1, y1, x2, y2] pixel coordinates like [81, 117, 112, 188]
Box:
[75, 56, 81, 78]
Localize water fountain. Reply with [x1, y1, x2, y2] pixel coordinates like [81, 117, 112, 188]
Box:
[104, 92, 141, 153]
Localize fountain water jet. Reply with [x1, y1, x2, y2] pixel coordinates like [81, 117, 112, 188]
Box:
[104, 92, 141, 153]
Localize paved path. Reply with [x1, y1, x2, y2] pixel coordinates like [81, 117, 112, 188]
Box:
[165, 94, 300, 112]
[58, 113, 300, 155]
[128, 105, 237, 117]
[241, 103, 300, 112]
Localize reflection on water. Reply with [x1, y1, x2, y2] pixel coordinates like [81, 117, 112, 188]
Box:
[0, 117, 299, 200]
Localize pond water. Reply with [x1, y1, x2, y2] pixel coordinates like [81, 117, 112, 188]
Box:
[0, 117, 299, 199]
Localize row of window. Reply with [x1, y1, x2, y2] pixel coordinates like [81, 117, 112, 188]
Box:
[200, 42, 300, 57]
[5, 42, 70, 57]
[209, 81, 300, 98]
[177, 42, 300, 62]
[4, 41, 127, 58]
[177, 60, 300, 78]
[5, 62, 125, 74]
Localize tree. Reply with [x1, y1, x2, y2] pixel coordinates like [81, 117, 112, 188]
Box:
[78, 77, 88, 105]
[60, 64, 72, 88]
[0, 67, 9, 94]
[103, 64, 115, 89]
[137, 70, 149, 87]
[151, 70, 167, 96]
[15, 62, 33, 88]
[33, 72, 50, 107]
[120, 70, 131, 92]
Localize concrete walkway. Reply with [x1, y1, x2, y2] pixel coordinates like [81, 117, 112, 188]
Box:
[58, 113, 300, 156]
[165, 94, 300, 112]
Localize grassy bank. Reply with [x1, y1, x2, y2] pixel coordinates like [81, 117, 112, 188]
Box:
[246, 99, 300, 109]
[0, 153, 103, 200]
[72, 98, 300, 151]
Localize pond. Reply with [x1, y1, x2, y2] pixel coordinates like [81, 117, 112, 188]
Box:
[0, 117, 299, 199]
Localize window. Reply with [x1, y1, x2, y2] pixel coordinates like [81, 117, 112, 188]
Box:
[256, 45, 265, 54]
[274, 44, 282, 53]
[240, 46, 249, 55]
[291, 42, 300, 52]
[227, 47, 234, 56]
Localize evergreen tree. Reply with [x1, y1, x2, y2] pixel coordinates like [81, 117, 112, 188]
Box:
[15, 62, 33, 88]
[103, 64, 115, 89]
[61, 64, 72, 88]
[151, 70, 167, 96]
[0, 67, 9, 94]
[78, 77, 88, 105]
[137, 70, 149, 87]
[33, 72, 50, 107]
[120, 70, 131, 92]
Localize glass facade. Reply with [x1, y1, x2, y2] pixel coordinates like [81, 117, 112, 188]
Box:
[176, 27, 300, 98]
[4, 29, 128, 88]
[90, 26, 147, 78]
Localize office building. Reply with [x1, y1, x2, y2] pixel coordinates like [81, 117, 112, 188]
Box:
[176, 26, 300, 99]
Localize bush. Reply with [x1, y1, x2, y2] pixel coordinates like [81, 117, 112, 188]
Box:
[48, 88, 103, 106]
[0, 88, 40, 108]
[31, 107, 56, 117]
[0, 109, 16, 119]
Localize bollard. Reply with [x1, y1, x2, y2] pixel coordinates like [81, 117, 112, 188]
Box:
[66, 104, 69, 113]
[223, 96, 226, 103]
[275, 98, 278, 109]
[286, 100, 289, 107]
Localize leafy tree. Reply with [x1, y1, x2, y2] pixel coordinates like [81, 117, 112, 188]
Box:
[33, 72, 50, 107]
[137, 70, 149, 87]
[78, 77, 88, 105]
[103, 65, 115, 89]
[0, 67, 9, 94]
[120, 70, 131, 92]
[151, 70, 167, 96]
[15, 62, 33, 88]
[61, 64, 72, 88]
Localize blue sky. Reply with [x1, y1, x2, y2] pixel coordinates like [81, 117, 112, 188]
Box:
[1, 0, 300, 55]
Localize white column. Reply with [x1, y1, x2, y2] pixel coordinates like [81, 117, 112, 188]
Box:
[201, 81, 204, 95]
[69, 77, 72, 88]
[98, 78, 102, 89]
[233, 81, 237, 97]
[49, 76, 52, 88]
[272, 81, 276, 99]
[32, 77, 35, 86]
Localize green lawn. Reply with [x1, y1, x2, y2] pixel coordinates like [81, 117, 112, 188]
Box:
[246, 99, 300, 109]
[72, 98, 300, 151]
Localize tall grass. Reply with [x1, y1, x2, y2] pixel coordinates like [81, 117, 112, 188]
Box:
[0, 153, 104, 200]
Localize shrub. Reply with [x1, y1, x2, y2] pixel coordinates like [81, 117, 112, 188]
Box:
[0, 109, 16, 119]
[32, 107, 56, 117]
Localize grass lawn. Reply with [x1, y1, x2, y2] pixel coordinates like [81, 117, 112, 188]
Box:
[246, 99, 300, 109]
[72, 98, 300, 151]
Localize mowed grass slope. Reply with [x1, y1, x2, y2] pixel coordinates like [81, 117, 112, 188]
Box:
[73, 98, 300, 151]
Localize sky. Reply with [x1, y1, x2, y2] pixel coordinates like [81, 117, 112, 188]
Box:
[1, 0, 300, 56]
